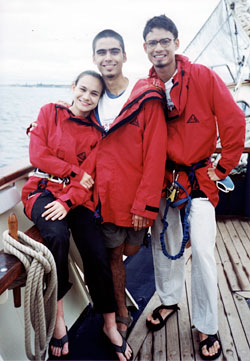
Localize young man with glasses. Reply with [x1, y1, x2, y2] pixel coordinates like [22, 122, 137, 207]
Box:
[143, 15, 245, 361]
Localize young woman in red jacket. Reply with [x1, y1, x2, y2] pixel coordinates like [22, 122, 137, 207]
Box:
[22, 71, 132, 361]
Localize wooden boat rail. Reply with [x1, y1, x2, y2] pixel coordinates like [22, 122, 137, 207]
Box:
[0, 158, 33, 189]
[215, 147, 250, 154]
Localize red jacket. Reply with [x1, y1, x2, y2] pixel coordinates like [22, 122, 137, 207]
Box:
[149, 55, 245, 207]
[86, 77, 168, 227]
[22, 104, 104, 219]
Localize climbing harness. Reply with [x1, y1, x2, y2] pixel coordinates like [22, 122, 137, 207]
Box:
[159, 158, 210, 260]
[2, 230, 57, 361]
[160, 172, 191, 260]
[32, 168, 70, 185]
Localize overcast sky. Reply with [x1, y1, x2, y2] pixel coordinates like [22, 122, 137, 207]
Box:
[0, 0, 220, 84]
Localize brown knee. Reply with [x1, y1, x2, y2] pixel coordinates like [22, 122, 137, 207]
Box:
[124, 244, 141, 257]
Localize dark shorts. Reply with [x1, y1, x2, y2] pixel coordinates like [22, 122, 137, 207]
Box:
[101, 222, 146, 248]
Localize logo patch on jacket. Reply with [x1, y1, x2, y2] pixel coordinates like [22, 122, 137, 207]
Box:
[77, 152, 86, 165]
[130, 117, 139, 127]
[187, 114, 200, 123]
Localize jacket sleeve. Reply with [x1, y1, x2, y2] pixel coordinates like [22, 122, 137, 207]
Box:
[130, 99, 167, 219]
[210, 72, 246, 179]
[29, 104, 84, 181]
[57, 180, 92, 212]
[79, 142, 99, 179]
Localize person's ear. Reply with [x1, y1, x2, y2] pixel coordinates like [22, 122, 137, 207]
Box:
[123, 52, 127, 63]
[174, 38, 180, 50]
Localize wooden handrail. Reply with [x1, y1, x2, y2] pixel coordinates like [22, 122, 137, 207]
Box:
[0, 158, 34, 188]
[215, 147, 250, 154]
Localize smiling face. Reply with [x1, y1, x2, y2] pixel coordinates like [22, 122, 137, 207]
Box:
[93, 37, 127, 80]
[70, 74, 103, 118]
[144, 27, 179, 70]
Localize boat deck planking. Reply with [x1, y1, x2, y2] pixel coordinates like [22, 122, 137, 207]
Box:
[0, 157, 250, 360]
[128, 217, 250, 361]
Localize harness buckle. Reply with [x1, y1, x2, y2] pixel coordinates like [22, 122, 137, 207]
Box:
[32, 168, 70, 185]
[166, 171, 179, 202]
[48, 174, 63, 184]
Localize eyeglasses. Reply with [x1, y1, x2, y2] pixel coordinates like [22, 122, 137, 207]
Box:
[145, 38, 174, 49]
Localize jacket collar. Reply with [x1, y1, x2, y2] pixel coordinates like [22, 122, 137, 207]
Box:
[114, 78, 165, 118]
[148, 54, 191, 116]
[105, 78, 166, 135]
[55, 104, 105, 132]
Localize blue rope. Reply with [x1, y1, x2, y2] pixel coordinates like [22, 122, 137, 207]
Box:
[159, 180, 191, 260]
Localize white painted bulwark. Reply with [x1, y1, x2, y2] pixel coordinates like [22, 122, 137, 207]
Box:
[0, 185, 21, 215]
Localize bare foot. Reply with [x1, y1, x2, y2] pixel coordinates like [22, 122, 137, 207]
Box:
[103, 324, 132, 361]
[199, 332, 221, 358]
[50, 316, 69, 357]
[146, 307, 174, 326]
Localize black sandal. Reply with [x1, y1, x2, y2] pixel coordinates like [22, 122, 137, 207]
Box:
[111, 334, 133, 361]
[116, 310, 133, 338]
[199, 334, 222, 360]
[146, 304, 180, 331]
[48, 327, 69, 360]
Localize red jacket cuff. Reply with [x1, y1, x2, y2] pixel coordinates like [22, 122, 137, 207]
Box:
[131, 199, 159, 220]
[70, 166, 84, 182]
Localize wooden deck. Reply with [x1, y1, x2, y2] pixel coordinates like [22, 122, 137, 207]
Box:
[128, 217, 250, 361]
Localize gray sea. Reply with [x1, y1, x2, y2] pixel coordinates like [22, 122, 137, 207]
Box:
[0, 85, 72, 168]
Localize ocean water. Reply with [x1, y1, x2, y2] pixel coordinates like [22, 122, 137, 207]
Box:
[0, 85, 249, 171]
[0, 85, 72, 168]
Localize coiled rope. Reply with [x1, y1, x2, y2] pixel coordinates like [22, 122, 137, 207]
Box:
[2, 230, 57, 361]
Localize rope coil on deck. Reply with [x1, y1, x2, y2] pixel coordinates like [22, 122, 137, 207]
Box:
[2, 230, 57, 361]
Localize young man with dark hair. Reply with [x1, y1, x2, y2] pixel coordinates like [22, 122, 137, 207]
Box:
[87, 28, 168, 357]
[142, 14, 245, 360]
[92, 29, 126, 54]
